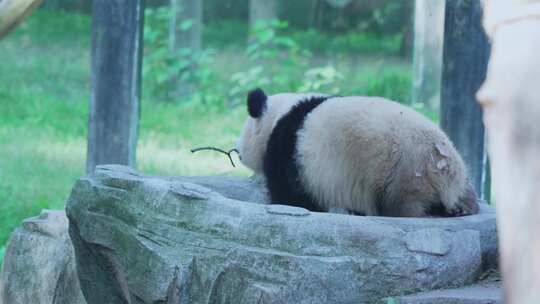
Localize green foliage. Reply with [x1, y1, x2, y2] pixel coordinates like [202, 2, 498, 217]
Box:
[368, 2, 406, 33]
[229, 66, 271, 101]
[299, 66, 343, 94]
[315, 0, 411, 35]
[145, 10, 408, 107]
[143, 6, 174, 97]
[289, 29, 402, 55]
[228, 19, 311, 101]
[333, 33, 402, 55]
[203, 19, 247, 49]
[144, 7, 221, 107]
[204, 20, 402, 56]
[12, 10, 90, 44]
[246, 20, 307, 61]
[364, 68, 412, 104]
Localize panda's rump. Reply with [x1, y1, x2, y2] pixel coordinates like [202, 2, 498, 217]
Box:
[296, 97, 466, 216]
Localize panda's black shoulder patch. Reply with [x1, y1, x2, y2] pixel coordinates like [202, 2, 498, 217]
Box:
[263, 95, 332, 212]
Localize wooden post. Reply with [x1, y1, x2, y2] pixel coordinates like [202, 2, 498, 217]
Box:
[87, 0, 144, 173]
[479, 2, 540, 303]
[441, 0, 490, 199]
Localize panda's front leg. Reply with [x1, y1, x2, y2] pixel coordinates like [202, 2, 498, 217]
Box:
[444, 182, 480, 216]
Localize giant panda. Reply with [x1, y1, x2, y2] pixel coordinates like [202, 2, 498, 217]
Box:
[236, 88, 479, 217]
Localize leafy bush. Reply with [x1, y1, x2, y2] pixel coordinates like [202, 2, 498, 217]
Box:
[227, 19, 311, 102]
[316, 0, 411, 36]
[363, 68, 411, 104]
[143, 10, 410, 109]
[246, 20, 306, 61]
[143, 7, 221, 107]
[143, 7, 177, 97]
[204, 19, 403, 56]
[203, 19, 247, 50]
[288, 29, 402, 55]
[14, 10, 90, 43]
[299, 66, 343, 94]
[333, 32, 402, 55]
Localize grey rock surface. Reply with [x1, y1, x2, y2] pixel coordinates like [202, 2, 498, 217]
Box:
[171, 174, 269, 204]
[0, 210, 86, 304]
[392, 280, 502, 304]
[66, 165, 499, 304]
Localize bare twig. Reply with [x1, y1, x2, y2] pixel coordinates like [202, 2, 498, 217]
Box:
[191, 147, 239, 167]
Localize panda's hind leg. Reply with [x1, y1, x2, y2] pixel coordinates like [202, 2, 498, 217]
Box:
[442, 182, 479, 216]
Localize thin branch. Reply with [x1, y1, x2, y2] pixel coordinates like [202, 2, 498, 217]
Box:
[191, 147, 239, 167]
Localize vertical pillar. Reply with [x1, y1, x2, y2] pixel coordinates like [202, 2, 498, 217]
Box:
[87, 0, 144, 173]
[441, 0, 490, 199]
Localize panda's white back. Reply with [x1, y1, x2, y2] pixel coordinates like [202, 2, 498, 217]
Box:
[296, 96, 469, 216]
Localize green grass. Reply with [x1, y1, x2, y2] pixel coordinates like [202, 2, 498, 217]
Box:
[0, 10, 421, 265]
[0, 11, 90, 261]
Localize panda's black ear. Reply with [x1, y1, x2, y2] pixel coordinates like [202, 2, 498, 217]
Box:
[247, 88, 267, 118]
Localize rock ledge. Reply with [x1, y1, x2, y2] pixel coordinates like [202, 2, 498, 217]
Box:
[65, 165, 498, 304]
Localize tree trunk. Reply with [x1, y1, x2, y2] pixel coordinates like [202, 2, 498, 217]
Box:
[0, 0, 43, 39]
[441, 0, 490, 199]
[412, 0, 445, 112]
[248, 0, 277, 32]
[478, 1, 540, 303]
[87, 0, 144, 173]
[169, 0, 202, 53]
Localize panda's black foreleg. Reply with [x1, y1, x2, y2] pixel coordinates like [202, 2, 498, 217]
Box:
[263, 95, 330, 213]
[264, 171, 326, 212]
[267, 185, 326, 213]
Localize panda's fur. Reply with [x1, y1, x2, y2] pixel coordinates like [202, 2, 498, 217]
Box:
[237, 88, 479, 217]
